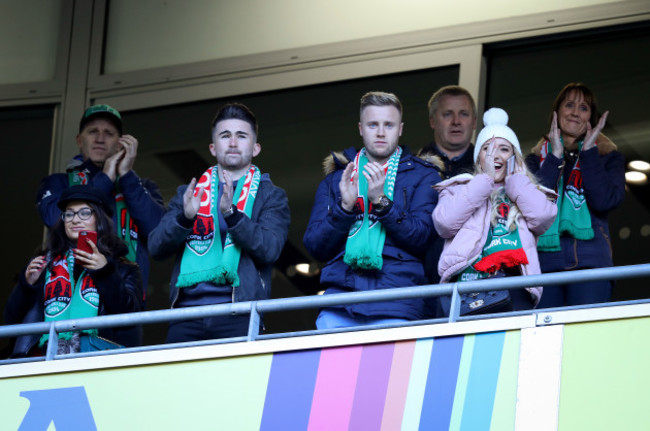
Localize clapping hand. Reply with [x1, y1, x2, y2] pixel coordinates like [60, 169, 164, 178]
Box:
[117, 135, 138, 176]
[549, 112, 564, 158]
[339, 163, 358, 212]
[183, 178, 205, 220]
[220, 170, 234, 214]
[582, 111, 609, 151]
[362, 162, 387, 204]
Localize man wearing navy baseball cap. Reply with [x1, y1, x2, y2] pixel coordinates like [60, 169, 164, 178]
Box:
[35, 104, 165, 346]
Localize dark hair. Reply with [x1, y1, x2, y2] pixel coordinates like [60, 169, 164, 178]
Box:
[211, 103, 258, 136]
[359, 91, 403, 117]
[550, 82, 600, 133]
[46, 201, 127, 259]
[427, 85, 477, 119]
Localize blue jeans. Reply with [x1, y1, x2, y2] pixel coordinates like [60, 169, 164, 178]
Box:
[316, 308, 409, 330]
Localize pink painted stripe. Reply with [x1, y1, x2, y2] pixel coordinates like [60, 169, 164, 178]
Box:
[308, 345, 363, 431]
[380, 340, 416, 431]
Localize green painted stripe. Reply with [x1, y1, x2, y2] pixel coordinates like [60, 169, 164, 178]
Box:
[490, 330, 520, 431]
[448, 334, 475, 431]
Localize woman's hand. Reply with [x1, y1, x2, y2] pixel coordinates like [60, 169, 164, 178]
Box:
[582, 111, 609, 151]
[75, 240, 107, 270]
[549, 112, 563, 158]
[484, 137, 497, 179]
[25, 256, 47, 285]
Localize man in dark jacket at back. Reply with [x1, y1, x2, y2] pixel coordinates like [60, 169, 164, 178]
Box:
[148, 103, 290, 342]
[417, 86, 478, 316]
[303, 91, 440, 329]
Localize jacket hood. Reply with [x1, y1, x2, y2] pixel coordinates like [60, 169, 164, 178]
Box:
[322, 146, 420, 175]
[530, 132, 617, 156]
[415, 151, 446, 172]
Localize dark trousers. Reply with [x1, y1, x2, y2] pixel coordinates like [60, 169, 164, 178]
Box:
[166, 314, 250, 343]
[537, 279, 612, 309]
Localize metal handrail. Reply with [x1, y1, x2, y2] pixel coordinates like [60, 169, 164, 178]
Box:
[2, 264, 650, 363]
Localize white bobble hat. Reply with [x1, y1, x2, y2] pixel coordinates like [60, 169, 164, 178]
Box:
[473, 107, 521, 162]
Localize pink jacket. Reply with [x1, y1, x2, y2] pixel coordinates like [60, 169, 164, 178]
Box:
[433, 173, 557, 305]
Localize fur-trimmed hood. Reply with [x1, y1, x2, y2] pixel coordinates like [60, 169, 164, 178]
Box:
[321, 146, 439, 175]
[415, 149, 446, 172]
[530, 133, 617, 157]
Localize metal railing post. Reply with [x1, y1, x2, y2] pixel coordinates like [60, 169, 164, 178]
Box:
[449, 282, 461, 323]
[247, 302, 261, 341]
[45, 324, 58, 361]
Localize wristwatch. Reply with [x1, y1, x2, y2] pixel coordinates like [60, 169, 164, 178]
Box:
[222, 205, 236, 218]
[372, 195, 392, 213]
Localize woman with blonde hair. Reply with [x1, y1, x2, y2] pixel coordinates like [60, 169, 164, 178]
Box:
[433, 108, 557, 314]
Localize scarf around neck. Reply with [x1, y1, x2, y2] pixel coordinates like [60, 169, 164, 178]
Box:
[40, 251, 99, 346]
[464, 190, 529, 278]
[343, 147, 401, 270]
[537, 138, 594, 252]
[176, 165, 260, 288]
[68, 168, 138, 262]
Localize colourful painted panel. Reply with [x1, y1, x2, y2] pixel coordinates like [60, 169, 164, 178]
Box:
[1, 330, 519, 430]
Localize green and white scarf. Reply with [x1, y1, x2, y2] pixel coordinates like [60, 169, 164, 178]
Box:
[68, 169, 138, 261]
[470, 191, 528, 276]
[537, 139, 594, 252]
[176, 165, 260, 288]
[343, 147, 401, 270]
[40, 251, 99, 346]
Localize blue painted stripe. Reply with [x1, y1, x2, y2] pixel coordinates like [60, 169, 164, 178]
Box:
[419, 335, 465, 431]
[260, 349, 321, 430]
[460, 332, 506, 430]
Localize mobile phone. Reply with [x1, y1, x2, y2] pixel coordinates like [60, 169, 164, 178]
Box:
[507, 155, 516, 175]
[77, 230, 97, 253]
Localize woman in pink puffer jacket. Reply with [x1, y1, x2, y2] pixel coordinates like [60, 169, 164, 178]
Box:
[433, 108, 557, 311]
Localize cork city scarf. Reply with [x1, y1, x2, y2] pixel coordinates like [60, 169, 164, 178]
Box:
[537, 139, 594, 252]
[68, 169, 138, 261]
[176, 165, 260, 288]
[343, 147, 401, 270]
[470, 190, 529, 276]
[40, 251, 99, 346]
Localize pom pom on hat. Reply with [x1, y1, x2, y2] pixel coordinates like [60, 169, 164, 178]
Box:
[473, 107, 521, 162]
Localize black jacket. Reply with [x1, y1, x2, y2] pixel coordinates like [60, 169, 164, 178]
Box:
[5, 257, 143, 357]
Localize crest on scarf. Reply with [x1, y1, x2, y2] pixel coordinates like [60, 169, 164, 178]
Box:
[565, 166, 586, 210]
[44, 262, 72, 318]
[484, 199, 518, 252]
[69, 169, 89, 185]
[80, 277, 99, 308]
[186, 214, 215, 256]
[119, 207, 139, 241]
